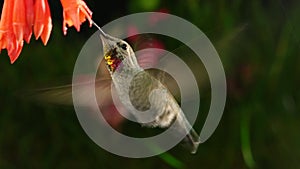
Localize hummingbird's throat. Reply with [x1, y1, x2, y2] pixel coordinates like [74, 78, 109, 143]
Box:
[104, 48, 122, 72]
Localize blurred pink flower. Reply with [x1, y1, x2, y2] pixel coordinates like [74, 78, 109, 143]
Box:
[148, 8, 169, 26]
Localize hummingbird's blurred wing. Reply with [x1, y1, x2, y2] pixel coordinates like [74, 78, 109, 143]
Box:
[32, 59, 112, 106]
[136, 23, 248, 101]
[32, 76, 113, 107]
[215, 23, 248, 53]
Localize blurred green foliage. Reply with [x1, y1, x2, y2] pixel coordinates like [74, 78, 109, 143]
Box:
[0, 0, 299, 169]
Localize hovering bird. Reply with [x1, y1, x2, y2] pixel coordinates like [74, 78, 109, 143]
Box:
[33, 21, 246, 153]
[92, 22, 200, 153]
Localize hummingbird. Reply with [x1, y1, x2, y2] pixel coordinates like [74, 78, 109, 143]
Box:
[30, 21, 247, 154]
[92, 22, 200, 153]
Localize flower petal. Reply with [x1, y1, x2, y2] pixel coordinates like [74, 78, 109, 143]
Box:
[40, 0, 52, 45]
[0, 0, 14, 41]
[9, 40, 24, 63]
[25, 0, 34, 26]
[62, 6, 81, 33]
[33, 0, 52, 45]
[13, 0, 26, 42]
[34, 0, 46, 39]
[60, 0, 92, 35]
[23, 22, 33, 44]
[24, 0, 34, 43]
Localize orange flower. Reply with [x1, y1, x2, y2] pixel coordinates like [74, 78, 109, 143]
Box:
[0, 0, 93, 64]
[60, 0, 93, 35]
[0, 0, 23, 63]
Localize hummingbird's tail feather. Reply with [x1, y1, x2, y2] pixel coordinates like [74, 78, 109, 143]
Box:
[182, 127, 200, 154]
[170, 111, 200, 154]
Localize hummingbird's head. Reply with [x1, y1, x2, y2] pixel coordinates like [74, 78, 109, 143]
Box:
[101, 36, 133, 73]
[93, 22, 139, 74]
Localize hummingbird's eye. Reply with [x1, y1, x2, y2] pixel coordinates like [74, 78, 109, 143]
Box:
[121, 43, 127, 50]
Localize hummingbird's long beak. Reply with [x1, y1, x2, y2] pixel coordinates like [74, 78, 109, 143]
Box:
[92, 21, 108, 38]
[92, 21, 116, 54]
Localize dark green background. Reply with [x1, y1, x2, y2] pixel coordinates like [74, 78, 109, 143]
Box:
[0, 0, 299, 168]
